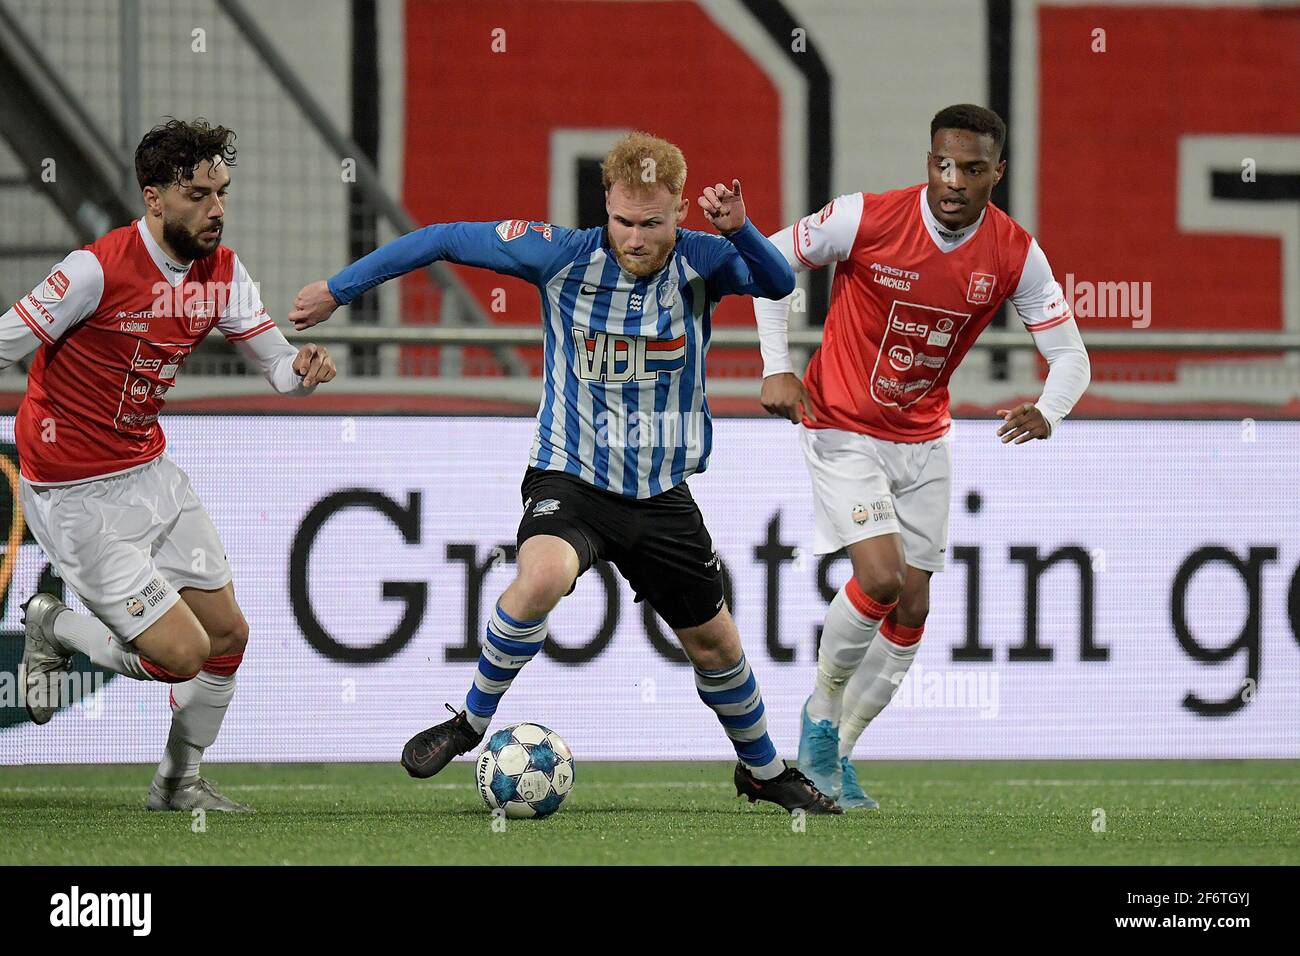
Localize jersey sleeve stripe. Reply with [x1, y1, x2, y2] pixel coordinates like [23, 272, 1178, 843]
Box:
[792, 220, 818, 270]
[14, 300, 54, 345]
[223, 318, 277, 342]
[1024, 314, 1073, 333]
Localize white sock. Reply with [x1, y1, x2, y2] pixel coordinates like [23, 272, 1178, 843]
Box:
[154, 670, 236, 788]
[839, 622, 923, 758]
[52, 608, 154, 681]
[806, 580, 896, 725]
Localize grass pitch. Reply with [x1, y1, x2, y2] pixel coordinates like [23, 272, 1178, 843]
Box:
[1, 760, 1297, 865]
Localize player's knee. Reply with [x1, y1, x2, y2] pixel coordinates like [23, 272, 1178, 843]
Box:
[152, 636, 208, 680]
[894, 594, 929, 628]
[513, 564, 572, 614]
[853, 565, 906, 604]
[210, 614, 249, 658]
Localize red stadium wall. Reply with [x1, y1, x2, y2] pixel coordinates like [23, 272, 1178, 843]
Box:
[1035, 5, 1300, 382]
[399, 0, 783, 379]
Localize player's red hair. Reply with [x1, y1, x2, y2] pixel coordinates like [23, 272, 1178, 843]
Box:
[601, 131, 688, 198]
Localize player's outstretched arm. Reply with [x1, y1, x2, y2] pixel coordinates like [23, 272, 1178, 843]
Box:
[0, 250, 104, 370]
[999, 240, 1092, 443]
[222, 255, 336, 394]
[697, 179, 795, 301]
[760, 372, 817, 424]
[231, 328, 336, 395]
[0, 305, 44, 373]
[290, 220, 576, 331]
[753, 194, 862, 421]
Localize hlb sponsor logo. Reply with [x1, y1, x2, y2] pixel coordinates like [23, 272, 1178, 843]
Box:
[888, 344, 914, 371]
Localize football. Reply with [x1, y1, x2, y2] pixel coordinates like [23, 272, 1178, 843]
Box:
[475, 722, 575, 819]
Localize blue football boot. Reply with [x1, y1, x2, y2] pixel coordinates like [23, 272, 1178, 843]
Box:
[798, 697, 843, 798]
[838, 756, 879, 810]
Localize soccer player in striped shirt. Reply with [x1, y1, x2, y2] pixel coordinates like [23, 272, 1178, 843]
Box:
[291, 132, 840, 814]
[754, 105, 1091, 808]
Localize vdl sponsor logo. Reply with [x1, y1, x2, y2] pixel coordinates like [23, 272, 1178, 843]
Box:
[49, 886, 151, 936]
[572, 329, 686, 383]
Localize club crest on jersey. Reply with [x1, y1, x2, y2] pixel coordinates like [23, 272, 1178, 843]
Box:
[657, 282, 677, 308]
[572, 329, 686, 382]
[125, 597, 145, 618]
[38, 270, 70, 303]
[495, 219, 530, 243]
[966, 272, 996, 304]
[185, 299, 216, 334]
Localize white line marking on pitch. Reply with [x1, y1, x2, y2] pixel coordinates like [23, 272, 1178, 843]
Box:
[2, 777, 1299, 796]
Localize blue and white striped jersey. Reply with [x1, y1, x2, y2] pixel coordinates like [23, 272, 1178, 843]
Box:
[329, 218, 794, 498]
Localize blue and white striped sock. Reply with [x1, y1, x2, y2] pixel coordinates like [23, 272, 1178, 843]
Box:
[464, 604, 548, 734]
[694, 654, 783, 780]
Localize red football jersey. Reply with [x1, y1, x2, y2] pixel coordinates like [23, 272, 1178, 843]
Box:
[769, 185, 1070, 442]
[11, 219, 274, 483]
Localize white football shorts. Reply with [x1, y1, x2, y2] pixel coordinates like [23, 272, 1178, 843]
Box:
[799, 424, 952, 572]
[20, 454, 232, 641]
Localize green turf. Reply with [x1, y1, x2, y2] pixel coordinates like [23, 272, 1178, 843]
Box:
[1, 760, 1297, 865]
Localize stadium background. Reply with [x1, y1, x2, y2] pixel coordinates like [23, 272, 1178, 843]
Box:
[0, 0, 1297, 765]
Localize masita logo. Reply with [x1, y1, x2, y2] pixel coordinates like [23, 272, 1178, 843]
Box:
[49, 886, 151, 936]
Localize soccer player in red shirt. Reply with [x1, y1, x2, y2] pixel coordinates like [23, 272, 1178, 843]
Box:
[2, 119, 336, 811]
[753, 105, 1091, 808]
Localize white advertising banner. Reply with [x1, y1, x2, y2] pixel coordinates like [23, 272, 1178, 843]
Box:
[1, 416, 1297, 763]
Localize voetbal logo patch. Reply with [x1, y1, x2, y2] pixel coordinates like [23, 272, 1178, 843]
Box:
[38, 270, 70, 303]
[495, 219, 529, 242]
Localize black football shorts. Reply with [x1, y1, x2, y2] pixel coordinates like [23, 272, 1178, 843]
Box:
[516, 467, 725, 630]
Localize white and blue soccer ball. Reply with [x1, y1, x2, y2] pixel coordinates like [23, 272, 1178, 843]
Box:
[475, 722, 575, 819]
